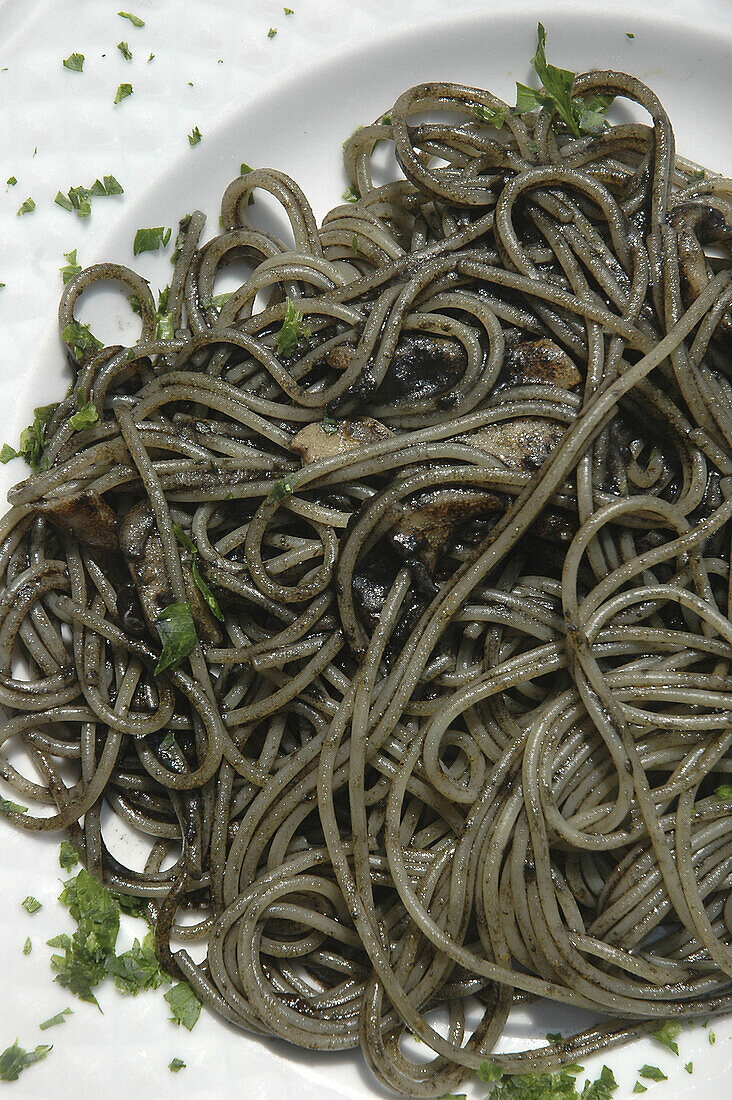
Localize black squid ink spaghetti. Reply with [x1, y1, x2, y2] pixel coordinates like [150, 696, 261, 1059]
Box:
[1, 28, 732, 1096]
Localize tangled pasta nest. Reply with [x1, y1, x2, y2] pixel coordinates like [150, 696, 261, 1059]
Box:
[2, 63, 732, 1095]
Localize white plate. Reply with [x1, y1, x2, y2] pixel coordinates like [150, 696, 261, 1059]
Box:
[1, 3, 732, 1098]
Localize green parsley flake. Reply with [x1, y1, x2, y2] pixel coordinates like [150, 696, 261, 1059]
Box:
[639, 1066, 666, 1082]
[39, 1008, 72, 1031]
[173, 523, 224, 621]
[169, 1058, 186, 1072]
[17, 197, 35, 215]
[0, 796, 28, 814]
[267, 27, 278, 38]
[709, 1031, 716, 1044]
[69, 402, 99, 431]
[477, 1063, 503, 1083]
[0, 1041, 52, 1082]
[342, 185, 359, 203]
[6, 176, 17, 187]
[118, 11, 145, 27]
[117, 41, 133, 60]
[114, 82, 133, 104]
[63, 53, 84, 72]
[188, 126, 202, 146]
[22, 896, 42, 914]
[164, 982, 201, 1030]
[1, 405, 58, 473]
[154, 603, 197, 675]
[22, 938, 32, 955]
[632, 1085, 646, 1094]
[276, 296, 310, 356]
[715, 784, 732, 799]
[473, 103, 507, 128]
[515, 24, 614, 137]
[652, 1019, 681, 1055]
[684, 1062, 693, 1074]
[147, 52, 155, 63]
[60, 249, 82, 284]
[267, 474, 296, 503]
[55, 177, 123, 219]
[59, 841, 79, 871]
[545, 1033, 563, 1043]
[62, 320, 103, 363]
[106, 930, 167, 995]
[322, 414, 339, 435]
[626, 32, 635, 39]
[284, 6, 294, 12]
[133, 226, 171, 255]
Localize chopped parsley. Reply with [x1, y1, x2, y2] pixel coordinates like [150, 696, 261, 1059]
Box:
[473, 103, 507, 128]
[62, 53, 84, 72]
[0, 796, 28, 814]
[188, 126, 202, 146]
[342, 185, 359, 202]
[147, 52, 155, 63]
[69, 402, 100, 431]
[173, 523, 224, 621]
[60, 249, 82, 284]
[267, 27, 278, 38]
[154, 603, 197, 675]
[133, 226, 171, 255]
[652, 1019, 681, 1055]
[117, 41, 133, 60]
[200, 291, 233, 311]
[50, 869, 121, 1005]
[477, 1063, 504, 1083]
[638, 1066, 666, 1082]
[118, 11, 145, 27]
[55, 177, 124, 219]
[715, 784, 732, 799]
[322, 413, 339, 435]
[626, 32, 635, 39]
[22, 896, 42, 914]
[284, 6, 294, 13]
[39, 1008, 72, 1031]
[17, 196, 35, 215]
[709, 1031, 716, 1045]
[684, 1062, 693, 1074]
[267, 474, 296, 502]
[276, 296, 311, 356]
[632, 1085, 646, 1094]
[475, 1064, 617, 1100]
[59, 841, 79, 872]
[114, 82, 133, 104]
[545, 1033, 563, 1043]
[164, 982, 201, 1030]
[515, 24, 614, 137]
[1, 405, 57, 472]
[61, 320, 103, 362]
[0, 1041, 52, 1082]
[22, 938, 32, 956]
[106, 931, 167, 995]
[6, 176, 17, 187]
[169, 1058, 186, 1072]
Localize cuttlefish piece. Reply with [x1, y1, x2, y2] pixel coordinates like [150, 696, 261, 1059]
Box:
[505, 338, 581, 389]
[290, 417, 393, 464]
[465, 417, 566, 471]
